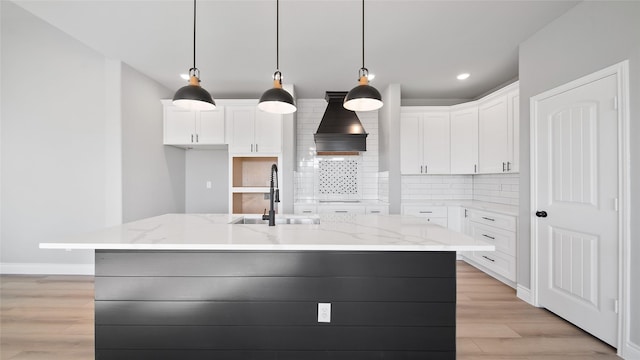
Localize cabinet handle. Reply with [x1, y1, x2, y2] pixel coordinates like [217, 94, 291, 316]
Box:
[419, 211, 433, 214]
[255, 144, 258, 152]
[481, 216, 495, 222]
[482, 234, 496, 240]
[464, 209, 468, 218]
[502, 162, 506, 172]
[251, 144, 254, 152]
[474, 164, 477, 173]
[302, 210, 312, 214]
[196, 134, 199, 143]
[482, 255, 496, 262]
[191, 134, 194, 143]
[370, 210, 381, 214]
[425, 165, 428, 173]
[420, 165, 423, 174]
[507, 161, 511, 171]
[335, 210, 348, 213]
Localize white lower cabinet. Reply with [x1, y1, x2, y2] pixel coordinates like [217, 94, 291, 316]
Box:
[402, 205, 448, 227]
[462, 208, 517, 285]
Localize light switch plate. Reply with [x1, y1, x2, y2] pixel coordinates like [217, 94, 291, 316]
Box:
[318, 303, 331, 323]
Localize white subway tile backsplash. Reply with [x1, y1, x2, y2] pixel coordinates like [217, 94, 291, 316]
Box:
[472, 174, 520, 205]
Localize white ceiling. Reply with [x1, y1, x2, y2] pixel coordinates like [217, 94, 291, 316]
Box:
[14, 0, 579, 101]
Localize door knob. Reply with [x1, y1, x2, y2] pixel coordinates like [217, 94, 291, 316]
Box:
[535, 211, 548, 218]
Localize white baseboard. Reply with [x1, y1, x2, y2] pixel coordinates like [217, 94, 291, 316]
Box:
[622, 340, 640, 360]
[0, 262, 94, 275]
[516, 284, 536, 306]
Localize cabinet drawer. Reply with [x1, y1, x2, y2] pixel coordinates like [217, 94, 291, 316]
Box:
[402, 205, 448, 218]
[469, 223, 516, 257]
[366, 205, 389, 215]
[471, 250, 516, 282]
[468, 209, 516, 232]
[294, 205, 317, 215]
[317, 206, 366, 215]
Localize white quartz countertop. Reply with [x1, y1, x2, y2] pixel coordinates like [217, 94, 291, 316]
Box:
[39, 213, 494, 252]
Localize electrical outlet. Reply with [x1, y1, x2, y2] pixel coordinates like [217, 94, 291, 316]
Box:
[318, 303, 331, 323]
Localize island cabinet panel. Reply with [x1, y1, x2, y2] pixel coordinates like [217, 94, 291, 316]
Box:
[95, 250, 456, 360]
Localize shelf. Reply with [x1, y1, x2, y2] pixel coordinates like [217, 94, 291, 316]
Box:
[232, 156, 278, 187]
[232, 192, 276, 214]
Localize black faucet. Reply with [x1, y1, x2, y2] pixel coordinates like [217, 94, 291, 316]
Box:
[262, 164, 280, 226]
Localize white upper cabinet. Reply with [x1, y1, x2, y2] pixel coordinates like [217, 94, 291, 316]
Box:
[478, 95, 509, 173]
[507, 88, 519, 172]
[478, 82, 519, 174]
[400, 108, 450, 175]
[226, 105, 282, 154]
[450, 104, 479, 174]
[162, 100, 225, 146]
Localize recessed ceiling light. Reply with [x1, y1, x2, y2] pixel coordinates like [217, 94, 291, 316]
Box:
[457, 73, 470, 80]
[180, 73, 190, 80]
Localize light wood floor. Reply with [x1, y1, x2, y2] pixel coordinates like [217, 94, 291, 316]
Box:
[0, 261, 619, 360]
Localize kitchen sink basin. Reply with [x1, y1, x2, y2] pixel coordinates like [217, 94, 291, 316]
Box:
[231, 216, 320, 225]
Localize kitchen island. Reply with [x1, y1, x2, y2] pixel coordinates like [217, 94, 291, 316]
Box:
[40, 213, 493, 360]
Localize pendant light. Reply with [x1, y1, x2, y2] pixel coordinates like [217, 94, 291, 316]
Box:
[173, 0, 216, 111]
[343, 0, 383, 112]
[258, 0, 297, 114]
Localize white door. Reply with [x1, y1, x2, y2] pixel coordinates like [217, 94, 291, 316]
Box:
[422, 111, 450, 174]
[197, 106, 225, 144]
[534, 74, 618, 346]
[400, 113, 422, 174]
[478, 95, 508, 173]
[254, 110, 282, 153]
[164, 106, 195, 144]
[450, 106, 478, 174]
[227, 106, 255, 153]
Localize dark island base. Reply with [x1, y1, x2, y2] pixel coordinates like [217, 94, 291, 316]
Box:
[95, 250, 456, 360]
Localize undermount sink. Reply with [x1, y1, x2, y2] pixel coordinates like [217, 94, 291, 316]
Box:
[231, 216, 320, 225]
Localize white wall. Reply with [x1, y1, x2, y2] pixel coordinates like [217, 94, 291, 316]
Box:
[185, 150, 228, 213]
[519, 1, 640, 354]
[1, 1, 107, 271]
[0, 2, 187, 273]
[121, 63, 184, 222]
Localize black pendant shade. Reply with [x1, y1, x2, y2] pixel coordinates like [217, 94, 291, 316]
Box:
[344, 0, 383, 112]
[173, 73, 216, 111]
[173, 0, 216, 111]
[258, 75, 296, 114]
[258, 0, 296, 114]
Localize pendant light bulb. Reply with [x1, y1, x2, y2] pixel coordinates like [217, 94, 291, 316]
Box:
[173, 0, 216, 111]
[344, 0, 383, 112]
[258, 0, 297, 115]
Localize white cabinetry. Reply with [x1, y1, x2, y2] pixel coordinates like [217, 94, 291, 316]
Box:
[450, 104, 478, 174]
[400, 108, 450, 175]
[317, 204, 366, 215]
[227, 106, 282, 154]
[478, 82, 518, 174]
[462, 208, 517, 285]
[162, 100, 225, 146]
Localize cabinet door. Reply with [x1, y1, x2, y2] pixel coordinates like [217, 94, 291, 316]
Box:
[400, 113, 422, 174]
[422, 111, 450, 174]
[254, 110, 282, 153]
[478, 96, 509, 173]
[227, 106, 255, 153]
[507, 89, 519, 172]
[197, 106, 225, 144]
[450, 106, 478, 174]
[164, 106, 196, 144]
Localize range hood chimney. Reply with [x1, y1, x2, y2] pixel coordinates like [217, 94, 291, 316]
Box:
[314, 91, 368, 153]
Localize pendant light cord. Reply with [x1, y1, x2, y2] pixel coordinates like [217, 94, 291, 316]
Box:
[276, 0, 280, 71]
[193, 0, 197, 70]
[361, 0, 365, 69]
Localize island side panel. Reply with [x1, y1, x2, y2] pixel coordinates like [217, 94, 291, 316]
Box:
[95, 250, 456, 360]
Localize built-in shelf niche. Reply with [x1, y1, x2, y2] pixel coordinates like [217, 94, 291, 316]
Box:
[232, 193, 272, 214]
[232, 156, 278, 188]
